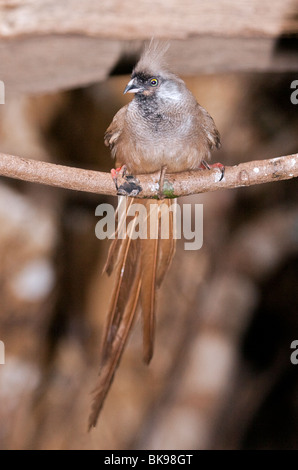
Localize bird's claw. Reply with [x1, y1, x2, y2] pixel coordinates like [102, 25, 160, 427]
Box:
[200, 160, 225, 182]
[117, 174, 142, 196]
[111, 166, 142, 196]
[117, 180, 142, 196]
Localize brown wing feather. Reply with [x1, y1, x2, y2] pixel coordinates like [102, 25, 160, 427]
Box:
[104, 105, 128, 156]
[196, 104, 221, 152]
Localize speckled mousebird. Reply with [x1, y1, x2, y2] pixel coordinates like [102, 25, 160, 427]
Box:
[89, 40, 222, 429]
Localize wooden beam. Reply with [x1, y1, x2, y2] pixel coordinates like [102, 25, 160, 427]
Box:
[0, 1, 297, 94]
[1, 0, 297, 39]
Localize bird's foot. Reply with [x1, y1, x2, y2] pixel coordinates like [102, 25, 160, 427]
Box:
[111, 165, 127, 190]
[111, 165, 142, 196]
[200, 160, 225, 182]
[117, 175, 142, 196]
[158, 165, 167, 199]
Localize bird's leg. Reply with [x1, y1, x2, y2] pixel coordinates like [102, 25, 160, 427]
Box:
[158, 165, 167, 199]
[111, 165, 127, 190]
[200, 160, 225, 182]
[111, 165, 142, 197]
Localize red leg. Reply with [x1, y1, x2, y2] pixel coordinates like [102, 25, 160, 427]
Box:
[200, 160, 225, 181]
[111, 165, 127, 190]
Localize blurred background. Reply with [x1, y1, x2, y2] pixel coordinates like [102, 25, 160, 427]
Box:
[0, 0, 298, 450]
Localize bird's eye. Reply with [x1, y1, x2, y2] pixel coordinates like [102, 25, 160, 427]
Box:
[150, 78, 158, 87]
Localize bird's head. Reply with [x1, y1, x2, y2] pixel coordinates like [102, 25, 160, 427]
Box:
[123, 40, 184, 101]
[123, 72, 162, 96]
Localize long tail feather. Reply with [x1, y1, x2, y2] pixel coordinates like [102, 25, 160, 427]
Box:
[88, 270, 141, 430]
[103, 197, 134, 276]
[156, 199, 177, 287]
[89, 197, 176, 427]
[140, 232, 158, 364]
[101, 214, 139, 362]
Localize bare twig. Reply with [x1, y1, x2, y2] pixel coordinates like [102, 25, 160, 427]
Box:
[0, 152, 297, 198]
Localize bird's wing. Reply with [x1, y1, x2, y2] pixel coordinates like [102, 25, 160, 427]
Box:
[104, 105, 128, 155]
[196, 104, 221, 150]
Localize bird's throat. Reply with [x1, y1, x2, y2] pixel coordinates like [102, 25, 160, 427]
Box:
[135, 93, 165, 130]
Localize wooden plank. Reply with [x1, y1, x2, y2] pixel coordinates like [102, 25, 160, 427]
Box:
[0, 37, 121, 94]
[0, 1, 297, 94]
[1, 36, 298, 95]
[0, 0, 297, 39]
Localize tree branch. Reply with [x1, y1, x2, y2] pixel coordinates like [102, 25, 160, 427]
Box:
[0, 152, 297, 198]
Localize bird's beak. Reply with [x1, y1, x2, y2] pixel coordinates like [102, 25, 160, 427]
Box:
[123, 79, 143, 94]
